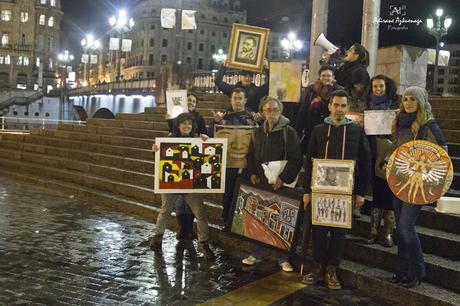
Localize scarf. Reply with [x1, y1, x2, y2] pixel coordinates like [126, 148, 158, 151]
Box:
[397, 112, 416, 130]
[369, 94, 391, 110]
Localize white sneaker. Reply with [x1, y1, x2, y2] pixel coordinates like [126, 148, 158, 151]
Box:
[242, 256, 261, 265]
[280, 261, 294, 272]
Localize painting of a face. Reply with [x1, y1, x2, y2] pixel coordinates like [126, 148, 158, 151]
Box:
[236, 32, 260, 65]
[215, 125, 255, 168]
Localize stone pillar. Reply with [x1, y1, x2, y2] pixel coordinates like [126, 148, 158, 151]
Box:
[308, 0, 329, 82]
[361, 0, 381, 77]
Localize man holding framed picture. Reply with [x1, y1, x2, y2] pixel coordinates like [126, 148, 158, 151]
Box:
[302, 89, 371, 289]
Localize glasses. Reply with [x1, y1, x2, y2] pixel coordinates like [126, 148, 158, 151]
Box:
[264, 108, 280, 113]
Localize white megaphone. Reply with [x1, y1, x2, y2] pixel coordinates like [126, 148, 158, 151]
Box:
[314, 33, 339, 55]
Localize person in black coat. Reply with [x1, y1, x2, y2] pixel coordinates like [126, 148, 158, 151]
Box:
[302, 90, 371, 290]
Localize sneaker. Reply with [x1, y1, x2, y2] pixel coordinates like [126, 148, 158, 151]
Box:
[198, 241, 216, 260]
[280, 261, 294, 272]
[242, 255, 261, 265]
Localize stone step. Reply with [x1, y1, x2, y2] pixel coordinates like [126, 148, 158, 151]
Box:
[451, 157, 460, 173]
[0, 157, 224, 225]
[442, 130, 460, 143]
[433, 109, 460, 120]
[85, 118, 169, 131]
[429, 98, 460, 109]
[448, 143, 460, 156]
[344, 235, 460, 293]
[352, 215, 460, 261]
[0, 140, 154, 174]
[438, 119, 460, 131]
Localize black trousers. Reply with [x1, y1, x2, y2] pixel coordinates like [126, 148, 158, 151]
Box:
[222, 168, 241, 225]
[312, 225, 346, 266]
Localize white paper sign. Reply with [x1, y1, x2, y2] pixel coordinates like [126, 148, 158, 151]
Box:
[90, 55, 98, 64]
[364, 110, 397, 135]
[166, 89, 188, 119]
[161, 8, 176, 28]
[121, 39, 132, 52]
[261, 160, 298, 188]
[81, 54, 89, 64]
[109, 37, 119, 50]
[181, 10, 197, 30]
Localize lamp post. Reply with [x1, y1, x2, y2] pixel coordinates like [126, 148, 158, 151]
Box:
[81, 34, 100, 87]
[280, 32, 303, 59]
[212, 49, 227, 65]
[109, 10, 134, 81]
[427, 8, 452, 95]
[57, 50, 74, 92]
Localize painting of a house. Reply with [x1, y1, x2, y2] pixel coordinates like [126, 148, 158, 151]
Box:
[154, 137, 227, 193]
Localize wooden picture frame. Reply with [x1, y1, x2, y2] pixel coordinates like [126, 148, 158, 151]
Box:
[226, 23, 270, 73]
[311, 159, 355, 194]
[154, 137, 227, 193]
[228, 178, 303, 253]
[311, 193, 353, 229]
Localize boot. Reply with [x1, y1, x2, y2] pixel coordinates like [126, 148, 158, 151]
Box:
[198, 241, 215, 260]
[380, 210, 395, 247]
[325, 265, 342, 290]
[149, 234, 163, 250]
[352, 207, 361, 219]
[366, 208, 381, 244]
[301, 262, 324, 285]
[176, 214, 186, 240]
[183, 213, 195, 240]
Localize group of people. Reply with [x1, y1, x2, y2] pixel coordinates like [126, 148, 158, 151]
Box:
[148, 43, 446, 290]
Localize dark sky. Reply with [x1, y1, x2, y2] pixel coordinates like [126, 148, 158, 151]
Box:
[61, 0, 460, 52]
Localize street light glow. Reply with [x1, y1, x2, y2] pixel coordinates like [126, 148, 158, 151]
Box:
[427, 18, 434, 29]
[288, 32, 296, 40]
[436, 9, 443, 17]
[444, 17, 452, 29]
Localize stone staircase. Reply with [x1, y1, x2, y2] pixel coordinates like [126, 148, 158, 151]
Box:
[0, 93, 459, 305]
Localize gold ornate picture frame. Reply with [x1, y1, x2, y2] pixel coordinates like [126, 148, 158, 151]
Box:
[311, 159, 355, 194]
[226, 23, 270, 73]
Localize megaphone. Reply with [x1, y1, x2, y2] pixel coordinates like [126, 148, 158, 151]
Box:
[314, 33, 339, 55]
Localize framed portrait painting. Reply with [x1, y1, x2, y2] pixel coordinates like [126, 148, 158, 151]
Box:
[226, 23, 270, 73]
[311, 193, 353, 229]
[228, 179, 303, 253]
[311, 159, 355, 194]
[214, 125, 256, 168]
[154, 137, 227, 193]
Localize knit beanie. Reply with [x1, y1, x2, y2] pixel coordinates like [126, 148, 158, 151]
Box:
[403, 86, 431, 113]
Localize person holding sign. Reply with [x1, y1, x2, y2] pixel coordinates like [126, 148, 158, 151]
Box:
[302, 90, 371, 289]
[365, 75, 400, 247]
[388, 86, 446, 288]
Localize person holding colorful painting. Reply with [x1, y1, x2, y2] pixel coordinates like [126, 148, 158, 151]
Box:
[150, 112, 215, 259]
[243, 96, 302, 272]
[302, 90, 371, 289]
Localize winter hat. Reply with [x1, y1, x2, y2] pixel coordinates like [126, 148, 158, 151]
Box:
[403, 86, 431, 113]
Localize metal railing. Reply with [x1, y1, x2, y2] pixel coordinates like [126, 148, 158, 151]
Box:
[66, 79, 157, 96]
[0, 117, 85, 131]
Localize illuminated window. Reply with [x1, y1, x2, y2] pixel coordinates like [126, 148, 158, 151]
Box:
[1, 10, 12, 21]
[50, 0, 56, 6]
[36, 57, 40, 67]
[48, 16, 54, 27]
[1, 33, 8, 46]
[39, 15, 45, 25]
[40, 0, 47, 4]
[20, 12, 29, 22]
[49, 58, 53, 69]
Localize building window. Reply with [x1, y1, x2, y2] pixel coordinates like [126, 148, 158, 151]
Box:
[187, 42, 192, 50]
[223, 32, 228, 38]
[40, 0, 47, 4]
[210, 45, 215, 53]
[200, 30, 205, 35]
[0, 55, 11, 65]
[149, 38, 154, 47]
[1, 10, 12, 21]
[162, 39, 168, 47]
[150, 23, 155, 30]
[48, 17, 54, 27]
[211, 31, 216, 37]
[37, 35, 44, 49]
[36, 57, 40, 67]
[21, 34, 26, 45]
[201, 14, 205, 19]
[1, 33, 8, 46]
[20, 12, 29, 22]
[212, 16, 217, 21]
[199, 43, 204, 52]
[17, 56, 29, 66]
[50, 0, 56, 6]
[49, 58, 53, 69]
[161, 54, 167, 63]
[224, 17, 228, 23]
[186, 57, 191, 64]
[39, 15, 45, 25]
[149, 54, 154, 65]
[198, 58, 203, 69]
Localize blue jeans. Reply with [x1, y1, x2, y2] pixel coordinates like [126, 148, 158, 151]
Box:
[392, 197, 425, 280]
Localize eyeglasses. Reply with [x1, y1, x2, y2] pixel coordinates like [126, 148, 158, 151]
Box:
[264, 108, 280, 113]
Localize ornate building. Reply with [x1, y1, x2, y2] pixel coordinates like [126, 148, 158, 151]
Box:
[0, 0, 62, 89]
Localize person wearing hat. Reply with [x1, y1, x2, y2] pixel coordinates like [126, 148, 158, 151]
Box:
[214, 61, 269, 113]
[387, 86, 446, 288]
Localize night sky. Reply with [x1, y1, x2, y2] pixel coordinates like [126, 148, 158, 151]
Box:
[61, 0, 460, 52]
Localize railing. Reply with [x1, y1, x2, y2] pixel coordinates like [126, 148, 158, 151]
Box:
[66, 79, 156, 96]
[0, 44, 33, 52]
[0, 117, 85, 131]
[192, 71, 268, 93]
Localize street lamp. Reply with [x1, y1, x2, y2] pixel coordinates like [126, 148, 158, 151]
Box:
[281, 32, 303, 59]
[109, 9, 135, 81]
[427, 8, 452, 94]
[57, 50, 74, 91]
[212, 49, 227, 63]
[81, 34, 100, 87]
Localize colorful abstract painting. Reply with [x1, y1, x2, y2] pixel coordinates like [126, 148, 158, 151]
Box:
[154, 137, 227, 193]
[229, 179, 303, 252]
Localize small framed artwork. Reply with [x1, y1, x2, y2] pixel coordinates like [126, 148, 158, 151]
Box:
[311, 159, 355, 194]
[214, 125, 256, 168]
[166, 89, 188, 119]
[311, 193, 353, 229]
[154, 137, 227, 193]
[228, 178, 303, 253]
[226, 23, 270, 73]
[269, 61, 302, 102]
[364, 110, 397, 135]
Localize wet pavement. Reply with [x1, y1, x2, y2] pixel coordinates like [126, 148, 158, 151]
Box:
[0, 175, 398, 305]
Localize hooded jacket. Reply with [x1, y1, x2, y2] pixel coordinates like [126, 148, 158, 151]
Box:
[304, 117, 371, 196]
[247, 115, 302, 185]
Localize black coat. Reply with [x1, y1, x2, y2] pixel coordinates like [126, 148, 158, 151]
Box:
[334, 61, 370, 92]
[167, 110, 208, 135]
[304, 121, 371, 196]
[247, 116, 302, 185]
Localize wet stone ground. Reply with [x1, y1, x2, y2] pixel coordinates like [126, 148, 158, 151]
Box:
[0, 176, 276, 305]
